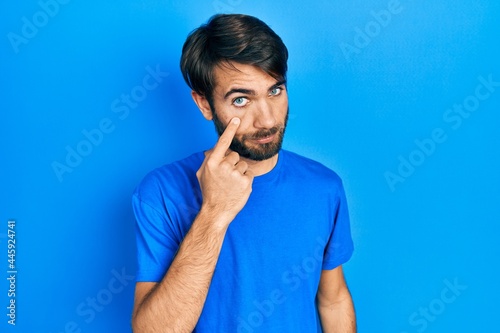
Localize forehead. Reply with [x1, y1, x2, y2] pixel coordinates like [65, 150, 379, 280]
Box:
[213, 62, 279, 94]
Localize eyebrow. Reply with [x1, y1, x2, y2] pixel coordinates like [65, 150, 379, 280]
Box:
[223, 80, 287, 100]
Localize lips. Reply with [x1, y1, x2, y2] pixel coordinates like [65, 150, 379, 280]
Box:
[251, 133, 276, 144]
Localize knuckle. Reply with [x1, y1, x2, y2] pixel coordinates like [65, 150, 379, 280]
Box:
[227, 151, 239, 159]
[218, 137, 230, 146]
[220, 163, 232, 173]
[230, 168, 241, 177]
[206, 159, 217, 169]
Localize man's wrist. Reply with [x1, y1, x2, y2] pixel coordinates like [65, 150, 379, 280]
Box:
[197, 204, 234, 233]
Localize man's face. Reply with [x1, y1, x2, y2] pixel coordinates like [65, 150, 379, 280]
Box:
[208, 62, 289, 161]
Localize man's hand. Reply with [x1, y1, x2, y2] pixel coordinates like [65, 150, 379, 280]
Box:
[132, 118, 252, 332]
[196, 117, 254, 225]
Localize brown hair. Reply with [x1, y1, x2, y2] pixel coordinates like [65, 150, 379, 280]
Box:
[180, 14, 288, 103]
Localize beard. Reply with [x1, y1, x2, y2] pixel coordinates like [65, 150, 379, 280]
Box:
[210, 105, 289, 161]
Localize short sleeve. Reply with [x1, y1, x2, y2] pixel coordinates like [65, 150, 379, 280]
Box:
[322, 181, 354, 270]
[132, 193, 180, 282]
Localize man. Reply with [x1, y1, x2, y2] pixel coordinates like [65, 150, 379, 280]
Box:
[131, 14, 355, 332]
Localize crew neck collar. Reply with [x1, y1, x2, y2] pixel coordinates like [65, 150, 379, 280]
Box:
[252, 149, 284, 184]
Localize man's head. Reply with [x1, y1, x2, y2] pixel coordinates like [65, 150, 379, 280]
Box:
[180, 14, 289, 161]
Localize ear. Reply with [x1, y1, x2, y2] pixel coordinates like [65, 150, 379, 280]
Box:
[191, 91, 213, 120]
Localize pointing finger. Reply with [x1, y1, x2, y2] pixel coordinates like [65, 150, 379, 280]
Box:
[211, 117, 240, 160]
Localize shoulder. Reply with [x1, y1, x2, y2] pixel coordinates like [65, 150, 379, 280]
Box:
[281, 149, 343, 186]
[133, 151, 204, 203]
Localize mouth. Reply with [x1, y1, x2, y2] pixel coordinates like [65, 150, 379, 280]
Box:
[250, 133, 276, 144]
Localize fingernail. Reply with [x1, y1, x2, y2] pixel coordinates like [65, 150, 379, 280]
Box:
[232, 117, 240, 124]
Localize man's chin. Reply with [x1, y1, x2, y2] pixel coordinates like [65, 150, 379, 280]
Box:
[242, 150, 279, 161]
[230, 141, 282, 161]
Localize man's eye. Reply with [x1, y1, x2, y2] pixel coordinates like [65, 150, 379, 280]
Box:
[233, 97, 249, 107]
[270, 87, 282, 96]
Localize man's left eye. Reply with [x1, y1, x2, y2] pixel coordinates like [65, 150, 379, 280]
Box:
[270, 87, 282, 96]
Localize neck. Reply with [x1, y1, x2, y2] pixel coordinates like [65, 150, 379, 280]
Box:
[241, 153, 279, 177]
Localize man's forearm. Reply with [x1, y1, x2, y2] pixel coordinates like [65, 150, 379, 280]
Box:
[132, 208, 229, 333]
[318, 294, 356, 333]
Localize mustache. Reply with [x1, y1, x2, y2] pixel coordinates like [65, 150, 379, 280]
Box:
[242, 125, 283, 141]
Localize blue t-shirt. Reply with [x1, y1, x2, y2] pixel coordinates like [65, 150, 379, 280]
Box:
[133, 149, 354, 332]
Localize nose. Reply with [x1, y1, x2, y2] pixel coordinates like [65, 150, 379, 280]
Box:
[253, 100, 277, 129]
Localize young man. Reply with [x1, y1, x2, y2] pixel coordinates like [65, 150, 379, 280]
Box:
[131, 14, 355, 332]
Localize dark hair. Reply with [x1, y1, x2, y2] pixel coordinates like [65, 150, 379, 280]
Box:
[180, 14, 288, 102]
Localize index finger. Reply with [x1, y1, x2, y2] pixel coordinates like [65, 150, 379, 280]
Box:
[211, 117, 240, 160]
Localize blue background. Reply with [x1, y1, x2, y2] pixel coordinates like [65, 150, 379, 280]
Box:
[1, 0, 499, 332]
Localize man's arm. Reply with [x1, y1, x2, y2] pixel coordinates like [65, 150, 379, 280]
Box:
[132, 117, 254, 332]
[317, 265, 356, 333]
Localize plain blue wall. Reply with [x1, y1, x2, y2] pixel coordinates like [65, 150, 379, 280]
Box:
[1, 1, 499, 332]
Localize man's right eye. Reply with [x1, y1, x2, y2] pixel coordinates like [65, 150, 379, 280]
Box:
[232, 97, 249, 107]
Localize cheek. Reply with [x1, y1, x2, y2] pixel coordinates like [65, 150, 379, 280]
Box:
[234, 121, 253, 138]
[275, 91, 288, 110]
[276, 99, 289, 120]
[213, 106, 250, 136]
